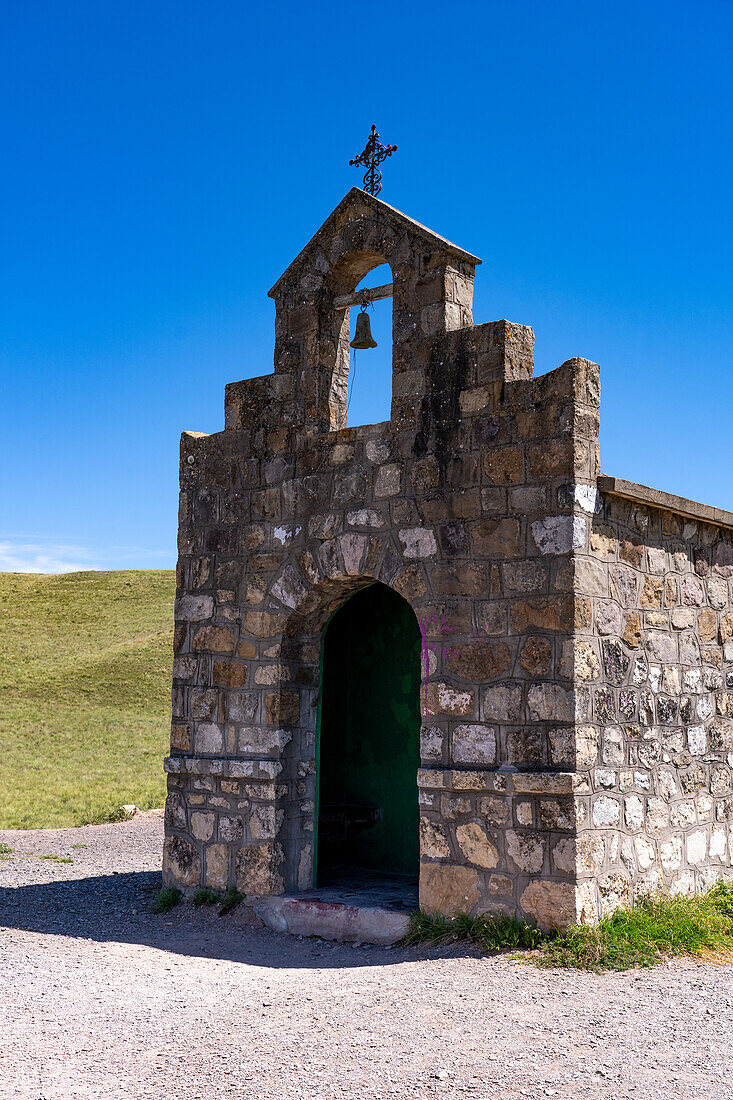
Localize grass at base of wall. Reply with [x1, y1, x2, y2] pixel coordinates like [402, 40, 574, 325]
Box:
[406, 881, 733, 971]
[0, 570, 175, 829]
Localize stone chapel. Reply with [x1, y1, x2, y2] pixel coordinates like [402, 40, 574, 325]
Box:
[163, 187, 733, 935]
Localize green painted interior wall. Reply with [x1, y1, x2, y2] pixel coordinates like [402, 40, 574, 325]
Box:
[316, 583, 421, 879]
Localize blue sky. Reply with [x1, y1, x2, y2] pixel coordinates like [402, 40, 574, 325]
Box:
[2, 0, 731, 573]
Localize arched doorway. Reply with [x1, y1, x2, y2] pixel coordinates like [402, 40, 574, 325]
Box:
[315, 582, 421, 886]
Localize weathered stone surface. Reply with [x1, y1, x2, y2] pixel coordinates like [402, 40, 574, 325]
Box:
[451, 724, 496, 766]
[446, 641, 511, 681]
[483, 445, 523, 484]
[398, 527, 437, 558]
[527, 683, 574, 722]
[520, 881, 581, 931]
[193, 625, 237, 653]
[420, 818, 451, 859]
[424, 682, 474, 717]
[510, 596, 572, 633]
[520, 636, 552, 677]
[191, 811, 215, 842]
[472, 518, 521, 558]
[204, 843, 229, 890]
[592, 796, 621, 827]
[482, 683, 523, 722]
[213, 660, 248, 688]
[163, 836, 201, 888]
[503, 561, 546, 592]
[506, 831, 545, 874]
[531, 516, 585, 555]
[175, 595, 214, 622]
[235, 843, 283, 895]
[456, 823, 499, 869]
[623, 612, 642, 648]
[419, 863, 481, 915]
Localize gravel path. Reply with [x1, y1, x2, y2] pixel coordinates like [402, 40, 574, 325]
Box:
[0, 816, 731, 1100]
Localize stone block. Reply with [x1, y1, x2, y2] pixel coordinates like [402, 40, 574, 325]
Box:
[398, 527, 437, 558]
[483, 446, 523, 484]
[419, 863, 481, 916]
[204, 843, 229, 890]
[446, 641, 511, 680]
[482, 682, 523, 722]
[531, 516, 585, 555]
[520, 636, 552, 677]
[506, 830, 545, 873]
[456, 823, 499, 868]
[510, 596, 572, 633]
[420, 818, 451, 859]
[191, 811, 215, 842]
[451, 724, 497, 766]
[472, 518, 521, 558]
[175, 595, 214, 622]
[423, 682, 474, 717]
[520, 881, 582, 931]
[527, 683, 574, 722]
[193, 625, 237, 653]
[163, 836, 201, 888]
[235, 843, 283, 896]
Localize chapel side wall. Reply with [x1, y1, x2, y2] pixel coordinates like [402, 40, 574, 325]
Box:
[575, 495, 733, 915]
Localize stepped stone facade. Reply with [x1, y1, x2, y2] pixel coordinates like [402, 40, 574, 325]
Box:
[163, 188, 733, 928]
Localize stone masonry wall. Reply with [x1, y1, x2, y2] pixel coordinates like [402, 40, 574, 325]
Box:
[572, 494, 733, 916]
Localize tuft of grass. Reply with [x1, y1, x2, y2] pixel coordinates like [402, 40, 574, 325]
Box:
[709, 879, 733, 920]
[193, 887, 222, 907]
[218, 888, 244, 916]
[70, 844, 89, 849]
[0, 841, 12, 860]
[38, 854, 73, 864]
[406, 883, 733, 971]
[153, 887, 182, 914]
[0, 570, 175, 829]
[405, 910, 545, 952]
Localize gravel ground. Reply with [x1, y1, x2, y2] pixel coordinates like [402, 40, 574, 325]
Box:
[0, 816, 731, 1100]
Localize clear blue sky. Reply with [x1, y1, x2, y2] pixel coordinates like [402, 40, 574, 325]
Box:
[2, 1, 731, 572]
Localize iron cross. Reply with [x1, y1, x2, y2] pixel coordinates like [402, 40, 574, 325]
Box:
[349, 125, 397, 196]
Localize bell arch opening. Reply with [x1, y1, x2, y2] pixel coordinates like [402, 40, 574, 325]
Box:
[328, 251, 395, 432]
[346, 263, 393, 428]
[314, 581, 421, 888]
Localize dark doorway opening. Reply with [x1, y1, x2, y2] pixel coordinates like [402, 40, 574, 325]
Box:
[315, 583, 421, 887]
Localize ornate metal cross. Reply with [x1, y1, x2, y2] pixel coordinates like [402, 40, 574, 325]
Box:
[349, 124, 397, 196]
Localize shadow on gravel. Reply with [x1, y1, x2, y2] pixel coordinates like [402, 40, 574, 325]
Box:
[0, 872, 457, 970]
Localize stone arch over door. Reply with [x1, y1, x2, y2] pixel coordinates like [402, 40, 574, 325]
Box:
[274, 560, 427, 893]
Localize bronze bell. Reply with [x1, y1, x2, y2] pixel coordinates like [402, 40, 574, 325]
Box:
[350, 305, 377, 349]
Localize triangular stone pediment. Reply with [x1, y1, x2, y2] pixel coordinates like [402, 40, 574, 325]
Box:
[268, 187, 481, 299]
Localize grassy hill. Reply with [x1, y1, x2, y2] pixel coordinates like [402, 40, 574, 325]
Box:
[0, 570, 175, 829]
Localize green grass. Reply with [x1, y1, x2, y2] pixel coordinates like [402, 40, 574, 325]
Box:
[405, 910, 545, 952]
[192, 887, 222, 907]
[407, 881, 733, 971]
[218, 887, 244, 915]
[536, 881, 733, 970]
[38, 854, 73, 864]
[152, 887, 182, 913]
[0, 570, 175, 829]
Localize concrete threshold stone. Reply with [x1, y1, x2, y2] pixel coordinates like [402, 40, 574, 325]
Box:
[253, 895, 410, 945]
